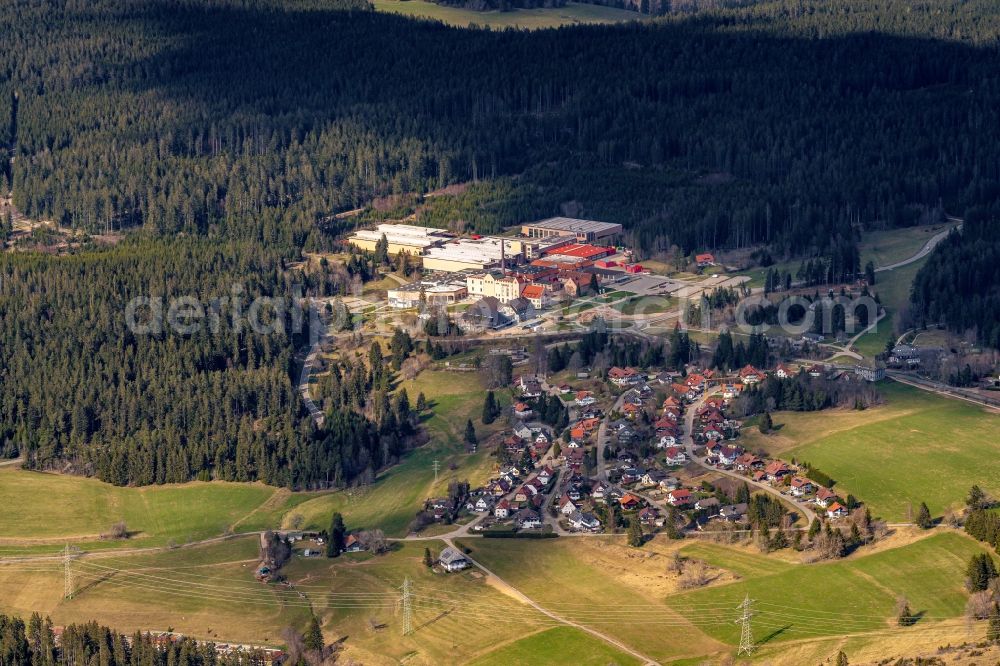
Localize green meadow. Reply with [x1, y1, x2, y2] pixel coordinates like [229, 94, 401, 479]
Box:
[775, 382, 1000, 521]
[668, 532, 987, 651]
[372, 0, 643, 29]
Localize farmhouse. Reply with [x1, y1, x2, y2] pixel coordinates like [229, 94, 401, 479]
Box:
[695, 253, 716, 267]
[438, 546, 471, 572]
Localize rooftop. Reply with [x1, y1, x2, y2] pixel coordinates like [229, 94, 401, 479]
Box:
[524, 217, 623, 234]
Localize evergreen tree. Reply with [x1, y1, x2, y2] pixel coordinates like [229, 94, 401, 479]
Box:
[327, 512, 346, 558]
[759, 411, 773, 434]
[464, 419, 477, 446]
[423, 547, 433, 568]
[988, 603, 1000, 644]
[304, 615, 324, 652]
[836, 650, 849, 666]
[482, 391, 498, 424]
[627, 517, 643, 547]
[915, 502, 934, 529]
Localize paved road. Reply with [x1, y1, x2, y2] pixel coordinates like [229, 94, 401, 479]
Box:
[874, 220, 961, 273]
[444, 537, 661, 665]
[887, 370, 1000, 412]
[682, 391, 817, 526]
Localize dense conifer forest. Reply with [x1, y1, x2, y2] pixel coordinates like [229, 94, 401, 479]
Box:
[0, 612, 288, 664]
[0, 0, 998, 484]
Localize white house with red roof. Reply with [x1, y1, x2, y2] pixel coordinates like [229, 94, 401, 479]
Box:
[739, 364, 765, 385]
[667, 488, 692, 506]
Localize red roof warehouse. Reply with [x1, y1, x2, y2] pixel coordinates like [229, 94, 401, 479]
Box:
[543, 243, 612, 261]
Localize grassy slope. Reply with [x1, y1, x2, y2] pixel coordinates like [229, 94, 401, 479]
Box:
[288, 370, 505, 537]
[468, 626, 641, 666]
[667, 531, 987, 652]
[1, 537, 553, 662]
[858, 223, 949, 269]
[852, 257, 926, 359]
[0, 470, 307, 549]
[741, 381, 1000, 521]
[454, 536, 729, 663]
[372, 0, 643, 29]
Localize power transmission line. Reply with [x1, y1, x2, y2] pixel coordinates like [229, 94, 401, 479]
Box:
[735, 593, 755, 656]
[401, 577, 413, 636]
[432, 460, 440, 484]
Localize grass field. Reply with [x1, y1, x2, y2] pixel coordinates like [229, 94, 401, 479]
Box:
[852, 257, 926, 358]
[454, 536, 729, 663]
[0, 536, 560, 662]
[468, 626, 641, 666]
[614, 295, 672, 316]
[858, 223, 948, 269]
[668, 531, 988, 654]
[741, 381, 1000, 521]
[372, 0, 644, 29]
[287, 369, 505, 537]
[0, 469, 316, 551]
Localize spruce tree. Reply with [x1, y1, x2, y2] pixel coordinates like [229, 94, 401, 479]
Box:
[915, 502, 933, 529]
[327, 512, 346, 558]
[988, 603, 1000, 643]
[304, 615, 324, 652]
[482, 391, 497, 424]
[464, 419, 477, 446]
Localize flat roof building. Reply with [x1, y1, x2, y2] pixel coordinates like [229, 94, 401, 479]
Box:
[520, 217, 623, 243]
[348, 223, 450, 255]
[422, 236, 523, 273]
[387, 278, 468, 309]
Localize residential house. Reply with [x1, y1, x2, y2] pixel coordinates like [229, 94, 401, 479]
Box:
[536, 466, 554, 486]
[520, 283, 549, 311]
[815, 487, 838, 508]
[461, 297, 513, 332]
[807, 364, 825, 378]
[513, 421, 534, 440]
[764, 461, 791, 481]
[664, 446, 687, 465]
[735, 453, 763, 471]
[695, 497, 720, 512]
[474, 496, 494, 513]
[575, 391, 597, 407]
[516, 509, 543, 529]
[608, 366, 642, 386]
[494, 499, 512, 519]
[641, 469, 667, 486]
[718, 503, 749, 523]
[559, 496, 579, 516]
[739, 364, 765, 385]
[659, 435, 679, 451]
[568, 511, 601, 532]
[774, 363, 793, 379]
[695, 253, 716, 267]
[638, 506, 661, 527]
[667, 489, 692, 506]
[790, 477, 814, 497]
[620, 493, 642, 510]
[438, 546, 471, 572]
[513, 402, 533, 419]
[826, 502, 848, 518]
[717, 444, 743, 466]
